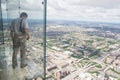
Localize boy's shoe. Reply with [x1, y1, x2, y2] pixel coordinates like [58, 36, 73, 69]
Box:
[21, 64, 27, 68]
[12, 64, 17, 69]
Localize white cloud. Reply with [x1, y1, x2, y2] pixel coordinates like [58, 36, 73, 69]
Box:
[1, 0, 43, 19]
[47, 0, 120, 22]
[1, 0, 120, 22]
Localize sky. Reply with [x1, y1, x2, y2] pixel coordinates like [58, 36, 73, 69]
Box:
[1, 0, 120, 22]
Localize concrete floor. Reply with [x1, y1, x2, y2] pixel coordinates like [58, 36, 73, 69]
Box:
[0, 45, 43, 80]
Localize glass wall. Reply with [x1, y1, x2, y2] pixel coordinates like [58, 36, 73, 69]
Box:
[45, 1, 120, 80]
[1, 0, 44, 80]
[0, 0, 4, 44]
[1, 0, 120, 80]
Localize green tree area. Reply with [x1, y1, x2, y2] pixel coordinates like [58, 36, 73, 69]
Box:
[89, 70, 100, 75]
[71, 53, 83, 59]
[110, 68, 120, 74]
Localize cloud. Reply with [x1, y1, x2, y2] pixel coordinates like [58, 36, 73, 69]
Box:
[63, 0, 120, 9]
[1, 0, 120, 22]
[2, 0, 43, 11]
[1, 0, 44, 19]
[47, 0, 120, 22]
[1, 0, 6, 3]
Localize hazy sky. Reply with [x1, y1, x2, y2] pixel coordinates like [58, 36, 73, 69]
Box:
[1, 0, 120, 22]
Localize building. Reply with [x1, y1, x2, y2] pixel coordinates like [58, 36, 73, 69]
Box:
[47, 65, 57, 71]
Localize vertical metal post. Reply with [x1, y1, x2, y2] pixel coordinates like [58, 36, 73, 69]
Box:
[5, 0, 9, 42]
[18, 0, 20, 15]
[43, 0, 47, 79]
[5, 0, 9, 25]
[0, 0, 4, 44]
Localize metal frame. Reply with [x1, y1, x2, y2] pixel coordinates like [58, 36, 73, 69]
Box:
[0, 0, 4, 44]
[43, 0, 47, 79]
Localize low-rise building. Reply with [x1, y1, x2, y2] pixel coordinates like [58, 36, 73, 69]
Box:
[106, 57, 113, 64]
[47, 65, 57, 71]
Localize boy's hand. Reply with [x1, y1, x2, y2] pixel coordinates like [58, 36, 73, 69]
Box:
[26, 35, 30, 40]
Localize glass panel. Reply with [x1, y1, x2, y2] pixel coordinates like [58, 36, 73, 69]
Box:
[1, 0, 44, 80]
[0, 0, 4, 44]
[46, 1, 120, 80]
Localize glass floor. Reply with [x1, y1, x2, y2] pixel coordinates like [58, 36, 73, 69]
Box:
[0, 44, 43, 80]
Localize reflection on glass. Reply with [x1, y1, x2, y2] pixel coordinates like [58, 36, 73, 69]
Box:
[1, 0, 44, 80]
[0, 0, 4, 44]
